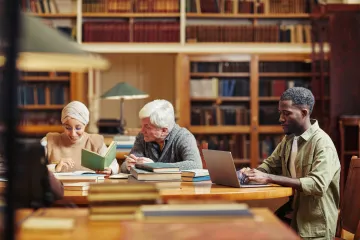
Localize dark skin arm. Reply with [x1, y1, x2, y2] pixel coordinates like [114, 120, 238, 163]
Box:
[242, 168, 302, 190]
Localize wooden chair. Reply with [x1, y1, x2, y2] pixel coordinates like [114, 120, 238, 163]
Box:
[198, 142, 208, 169]
[335, 156, 360, 240]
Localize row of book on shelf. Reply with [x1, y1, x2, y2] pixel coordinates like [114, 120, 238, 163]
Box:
[188, 0, 314, 14]
[186, 24, 314, 43]
[189, 77, 327, 98]
[191, 62, 250, 73]
[190, 61, 329, 73]
[196, 134, 281, 161]
[191, 104, 286, 125]
[82, 22, 319, 43]
[19, 112, 61, 126]
[190, 78, 249, 98]
[191, 105, 250, 126]
[24, 0, 74, 14]
[24, 0, 316, 14]
[83, 21, 180, 42]
[190, 77, 322, 98]
[83, 0, 179, 13]
[18, 84, 69, 106]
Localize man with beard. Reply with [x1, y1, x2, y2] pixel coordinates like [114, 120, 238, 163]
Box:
[240, 87, 340, 240]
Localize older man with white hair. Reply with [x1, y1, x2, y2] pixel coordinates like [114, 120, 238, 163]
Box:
[121, 99, 202, 173]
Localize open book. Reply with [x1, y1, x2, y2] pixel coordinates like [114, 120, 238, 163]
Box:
[81, 141, 116, 171]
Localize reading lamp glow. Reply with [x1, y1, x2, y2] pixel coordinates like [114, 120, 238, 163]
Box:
[101, 82, 149, 134]
[0, 13, 109, 72]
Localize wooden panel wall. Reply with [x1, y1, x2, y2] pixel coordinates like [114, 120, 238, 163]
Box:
[99, 53, 176, 128]
[329, 12, 360, 143]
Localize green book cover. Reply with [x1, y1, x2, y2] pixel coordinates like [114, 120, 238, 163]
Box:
[81, 141, 116, 171]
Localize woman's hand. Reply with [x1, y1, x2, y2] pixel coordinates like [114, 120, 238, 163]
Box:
[55, 158, 75, 172]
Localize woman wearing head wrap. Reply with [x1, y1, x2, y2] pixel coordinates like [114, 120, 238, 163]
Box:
[41, 101, 119, 175]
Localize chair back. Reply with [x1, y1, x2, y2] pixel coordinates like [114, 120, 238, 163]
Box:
[198, 142, 208, 169]
[340, 156, 360, 235]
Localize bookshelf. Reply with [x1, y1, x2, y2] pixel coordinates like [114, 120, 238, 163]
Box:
[18, 71, 86, 135]
[176, 53, 330, 169]
[21, 0, 330, 54]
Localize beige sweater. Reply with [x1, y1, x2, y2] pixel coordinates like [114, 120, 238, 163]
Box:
[43, 132, 119, 174]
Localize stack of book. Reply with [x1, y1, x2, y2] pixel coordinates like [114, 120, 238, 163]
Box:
[137, 203, 253, 221]
[181, 169, 210, 182]
[87, 182, 160, 221]
[63, 182, 90, 191]
[130, 163, 182, 181]
[54, 171, 105, 182]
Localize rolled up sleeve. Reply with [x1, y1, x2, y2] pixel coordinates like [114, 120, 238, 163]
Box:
[299, 147, 338, 197]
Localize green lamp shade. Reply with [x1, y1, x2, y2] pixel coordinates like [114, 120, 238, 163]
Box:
[101, 82, 149, 100]
[0, 13, 109, 72]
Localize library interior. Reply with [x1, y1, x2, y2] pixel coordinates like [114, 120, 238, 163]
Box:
[0, 0, 360, 239]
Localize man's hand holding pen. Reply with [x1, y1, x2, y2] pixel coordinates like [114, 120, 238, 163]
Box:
[125, 154, 154, 171]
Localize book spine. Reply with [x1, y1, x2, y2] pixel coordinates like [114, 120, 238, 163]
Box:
[134, 164, 154, 172]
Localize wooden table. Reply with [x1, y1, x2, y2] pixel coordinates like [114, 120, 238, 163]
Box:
[0, 180, 293, 209]
[58, 180, 292, 210]
[15, 208, 300, 240]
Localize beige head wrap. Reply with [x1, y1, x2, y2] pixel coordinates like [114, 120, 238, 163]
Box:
[61, 101, 89, 125]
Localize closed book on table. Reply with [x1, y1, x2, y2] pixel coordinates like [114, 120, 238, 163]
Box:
[135, 162, 180, 173]
[181, 175, 211, 182]
[63, 182, 90, 191]
[138, 203, 253, 219]
[181, 169, 209, 177]
[130, 167, 181, 181]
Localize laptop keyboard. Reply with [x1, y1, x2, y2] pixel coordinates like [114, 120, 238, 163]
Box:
[236, 171, 264, 185]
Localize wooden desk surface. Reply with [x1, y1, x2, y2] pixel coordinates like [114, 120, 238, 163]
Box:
[0, 180, 293, 206]
[58, 180, 293, 206]
[15, 208, 300, 240]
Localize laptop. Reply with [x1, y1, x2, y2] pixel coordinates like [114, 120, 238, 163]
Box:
[202, 149, 271, 188]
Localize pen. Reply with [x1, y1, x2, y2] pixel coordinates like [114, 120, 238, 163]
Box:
[124, 155, 136, 161]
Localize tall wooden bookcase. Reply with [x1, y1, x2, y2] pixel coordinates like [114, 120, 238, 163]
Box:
[176, 53, 330, 169]
[17, 71, 86, 136]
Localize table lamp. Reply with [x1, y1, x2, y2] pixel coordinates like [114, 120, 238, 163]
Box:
[0, 12, 109, 72]
[101, 82, 149, 134]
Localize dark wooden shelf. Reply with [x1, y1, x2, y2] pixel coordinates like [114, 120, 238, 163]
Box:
[258, 126, 283, 134]
[28, 13, 76, 18]
[190, 72, 250, 77]
[191, 97, 250, 102]
[186, 13, 311, 19]
[82, 13, 180, 18]
[18, 105, 64, 110]
[259, 96, 280, 101]
[18, 125, 63, 134]
[189, 126, 250, 134]
[21, 76, 70, 82]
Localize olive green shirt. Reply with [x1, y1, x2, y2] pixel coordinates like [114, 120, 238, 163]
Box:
[258, 120, 340, 240]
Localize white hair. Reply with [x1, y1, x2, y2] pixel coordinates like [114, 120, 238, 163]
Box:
[139, 99, 175, 131]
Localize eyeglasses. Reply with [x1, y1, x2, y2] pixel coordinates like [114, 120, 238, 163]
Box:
[62, 125, 83, 132]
